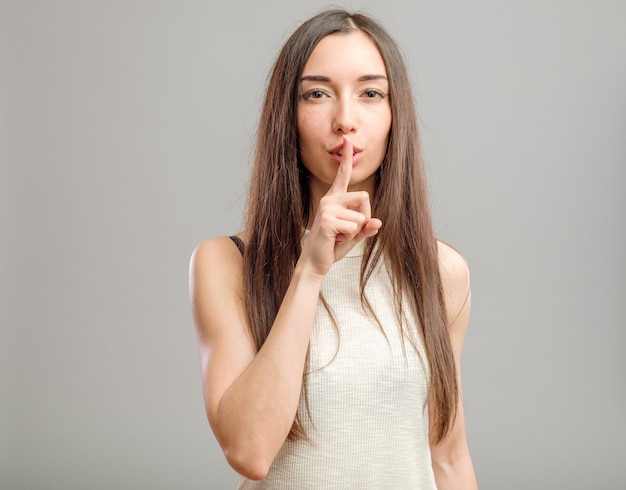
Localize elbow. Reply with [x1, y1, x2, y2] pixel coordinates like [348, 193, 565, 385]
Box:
[210, 409, 281, 480]
[209, 412, 273, 480]
[224, 445, 272, 481]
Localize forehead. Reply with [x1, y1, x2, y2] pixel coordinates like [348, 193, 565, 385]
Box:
[302, 30, 387, 78]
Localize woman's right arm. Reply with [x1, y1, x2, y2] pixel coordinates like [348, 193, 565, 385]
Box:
[190, 138, 381, 480]
[190, 236, 325, 480]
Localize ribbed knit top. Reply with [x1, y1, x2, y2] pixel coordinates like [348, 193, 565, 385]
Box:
[238, 238, 436, 489]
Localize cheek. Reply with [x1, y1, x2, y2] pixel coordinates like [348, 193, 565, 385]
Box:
[296, 111, 308, 139]
[365, 105, 391, 142]
[371, 119, 391, 144]
[378, 115, 392, 145]
[381, 108, 392, 136]
[297, 112, 321, 149]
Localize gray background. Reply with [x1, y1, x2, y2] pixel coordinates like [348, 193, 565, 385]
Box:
[2, 1, 625, 489]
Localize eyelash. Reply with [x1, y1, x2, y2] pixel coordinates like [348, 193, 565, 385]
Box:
[301, 89, 328, 100]
[363, 90, 387, 99]
[301, 89, 388, 101]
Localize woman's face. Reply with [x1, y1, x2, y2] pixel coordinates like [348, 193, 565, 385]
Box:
[297, 30, 392, 201]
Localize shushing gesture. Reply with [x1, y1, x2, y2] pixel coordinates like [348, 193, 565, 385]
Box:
[301, 136, 383, 278]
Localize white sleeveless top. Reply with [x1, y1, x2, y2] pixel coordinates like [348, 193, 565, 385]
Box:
[238, 239, 437, 489]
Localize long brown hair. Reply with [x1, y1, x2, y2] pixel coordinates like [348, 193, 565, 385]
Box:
[243, 9, 457, 444]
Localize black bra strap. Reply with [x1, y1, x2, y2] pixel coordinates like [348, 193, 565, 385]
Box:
[229, 235, 244, 255]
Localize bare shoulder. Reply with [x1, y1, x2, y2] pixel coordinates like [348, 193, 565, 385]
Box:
[190, 235, 244, 295]
[189, 234, 248, 343]
[436, 240, 471, 328]
[190, 235, 244, 279]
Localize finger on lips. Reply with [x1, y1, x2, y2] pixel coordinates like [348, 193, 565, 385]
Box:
[322, 136, 379, 244]
[329, 136, 353, 195]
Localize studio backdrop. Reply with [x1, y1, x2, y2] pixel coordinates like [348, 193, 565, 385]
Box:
[2, 1, 625, 489]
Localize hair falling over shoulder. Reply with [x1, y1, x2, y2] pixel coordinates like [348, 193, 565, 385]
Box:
[242, 9, 458, 445]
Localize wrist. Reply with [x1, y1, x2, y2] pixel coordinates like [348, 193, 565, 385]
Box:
[293, 258, 326, 287]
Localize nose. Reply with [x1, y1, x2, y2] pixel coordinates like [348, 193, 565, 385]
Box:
[332, 97, 357, 134]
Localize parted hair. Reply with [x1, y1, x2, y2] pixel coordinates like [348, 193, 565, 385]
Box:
[243, 9, 458, 444]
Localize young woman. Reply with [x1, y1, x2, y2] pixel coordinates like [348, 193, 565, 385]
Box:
[190, 9, 477, 489]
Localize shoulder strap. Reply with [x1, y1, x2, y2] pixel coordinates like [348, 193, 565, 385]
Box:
[229, 235, 244, 255]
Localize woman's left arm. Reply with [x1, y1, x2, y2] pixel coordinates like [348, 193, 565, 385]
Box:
[429, 241, 478, 489]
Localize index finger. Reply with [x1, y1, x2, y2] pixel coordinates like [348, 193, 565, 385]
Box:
[328, 137, 353, 195]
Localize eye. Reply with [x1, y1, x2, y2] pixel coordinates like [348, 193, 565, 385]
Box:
[362, 89, 387, 99]
[302, 89, 329, 101]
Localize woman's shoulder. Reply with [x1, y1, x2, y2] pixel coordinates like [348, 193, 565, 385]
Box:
[190, 233, 246, 293]
[436, 240, 469, 279]
[189, 233, 248, 340]
[191, 232, 246, 263]
[436, 240, 471, 326]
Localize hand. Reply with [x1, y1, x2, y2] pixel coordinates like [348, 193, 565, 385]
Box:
[301, 136, 382, 277]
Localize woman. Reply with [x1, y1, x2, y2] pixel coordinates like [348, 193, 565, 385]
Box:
[190, 9, 477, 489]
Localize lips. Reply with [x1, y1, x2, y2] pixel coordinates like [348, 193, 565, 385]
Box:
[329, 143, 363, 156]
[328, 143, 363, 165]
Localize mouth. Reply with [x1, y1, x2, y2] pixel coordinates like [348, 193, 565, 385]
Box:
[329, 143, 363, 156]
[328, 143, 363, 165]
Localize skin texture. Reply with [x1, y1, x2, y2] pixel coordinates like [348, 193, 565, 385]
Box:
[190, 30, 477, 488]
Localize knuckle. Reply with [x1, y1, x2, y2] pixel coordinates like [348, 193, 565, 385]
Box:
[319, 214, 332, 228]
[318, 196, 335, 210]
[347, 221, 359, 234]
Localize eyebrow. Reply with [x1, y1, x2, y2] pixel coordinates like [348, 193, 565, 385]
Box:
[300, 74, 388, 82]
